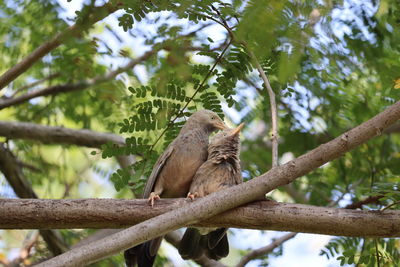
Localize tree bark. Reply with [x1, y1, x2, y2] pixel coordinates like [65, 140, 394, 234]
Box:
[0, 121, 124, 148]
[1, 198, 399, 238]
[35, 100, 400, 266]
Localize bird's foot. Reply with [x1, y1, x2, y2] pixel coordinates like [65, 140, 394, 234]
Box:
[187, 192, 198, 200]
[148, 192, 160, 207]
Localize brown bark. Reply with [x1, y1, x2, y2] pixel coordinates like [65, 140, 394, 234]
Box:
[0, 121, 124, 148]
[1, 199, 399, 238]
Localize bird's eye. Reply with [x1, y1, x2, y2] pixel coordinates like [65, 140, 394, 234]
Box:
[223, 134, 227, 137]
[211, 116, 215, 120]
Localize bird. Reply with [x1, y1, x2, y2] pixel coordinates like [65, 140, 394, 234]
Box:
[124, 109, 227, 267]
[178, 123, 244, 261]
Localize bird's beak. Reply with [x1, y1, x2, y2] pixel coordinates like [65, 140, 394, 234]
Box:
[215, 120, 228, 130]
[231, 123, 244, 136]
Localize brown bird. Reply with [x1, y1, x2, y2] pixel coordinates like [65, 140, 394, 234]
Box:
[124, 109, 227, 267]
[178, 123, 244, 261]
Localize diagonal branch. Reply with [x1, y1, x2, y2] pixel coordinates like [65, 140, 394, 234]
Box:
[235, 232, 297, 267]
[0, 1, 120, 90]
[0, 48, 158, 110]
[0, 143, 69, 255]
[0, 25, 214, 110]
[9, 73, 60, 98]
[35, 100, 400, 266]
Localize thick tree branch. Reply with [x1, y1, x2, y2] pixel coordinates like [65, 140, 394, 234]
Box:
[0, 120, 136, 195]
[0, 2, 120, 90]
[37, 101, 400, 266]
[236, 232, 297, 267]
[1, 199, 399, 238]
[0, 121, 124, 148]
[0, 144, 68, 255]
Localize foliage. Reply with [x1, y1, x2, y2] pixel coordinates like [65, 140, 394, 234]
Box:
[321, 237, 400, 267]
[0, 0, 399, 266]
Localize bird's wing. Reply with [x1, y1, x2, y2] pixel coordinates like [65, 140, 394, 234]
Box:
[142, 144, 175, 198]
[234, 171, 243, 185]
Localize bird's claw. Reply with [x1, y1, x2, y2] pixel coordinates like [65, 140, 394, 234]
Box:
[187, 192, 198, 200]
[148, 192, 160, 207]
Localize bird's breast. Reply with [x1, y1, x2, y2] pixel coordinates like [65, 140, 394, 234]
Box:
[160, 138, 208, 198]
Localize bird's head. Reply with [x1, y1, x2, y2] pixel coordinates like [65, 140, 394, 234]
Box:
[208, 123, 244, 161]
[187, 110, 227, 132]
[210, 123, 244, 146]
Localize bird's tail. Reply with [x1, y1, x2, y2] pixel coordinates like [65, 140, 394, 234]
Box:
[124, 237, 163, 267]
[178, 228, 229, 261]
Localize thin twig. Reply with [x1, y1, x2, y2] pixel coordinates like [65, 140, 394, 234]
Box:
[10, 73, 60, 98]
[148, 39, 233, 151]
[375, 239, 381, 267]
[345, 195, 384, 209]
[209, 5, 279, 166]
[380, 200, 400, 211]
[252, 54, 279, 167]
[236, 232, 297, 267]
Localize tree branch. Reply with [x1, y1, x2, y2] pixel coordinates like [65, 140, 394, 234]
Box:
[0, 121, 124, 148]
[36, 101, 400, 266]
[0, 48, 158, 110]
[8, 73, 60, 98]
[1, 199, 399, 238]
[236, 232, 297, 267]
[0, 2, 120, 90]
[251, 54, 279, 167]
[0, 144, 68, 255]
[0, 144, 38, 199]
[0, 120, 136, 195]
[208, 6, 279, 167]
[345, 195, 384, 209]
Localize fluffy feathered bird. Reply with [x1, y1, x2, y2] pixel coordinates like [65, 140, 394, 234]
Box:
[124, 110, 227, 267]
[178, 123, 243, 261]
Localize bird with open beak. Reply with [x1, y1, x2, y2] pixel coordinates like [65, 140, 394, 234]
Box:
[178, 123, 244, 261]
[124, 110, 227, 267]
